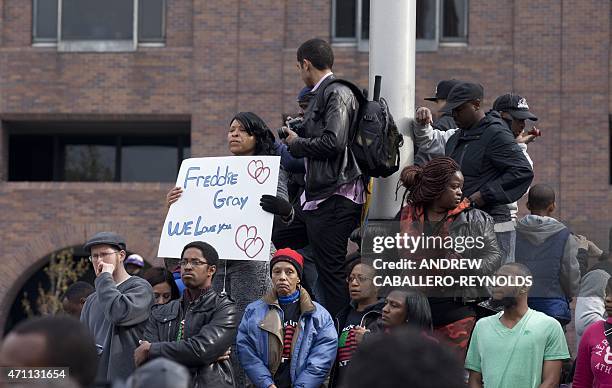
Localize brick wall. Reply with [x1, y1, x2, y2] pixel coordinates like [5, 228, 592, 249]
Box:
[0, 0, 610, 333]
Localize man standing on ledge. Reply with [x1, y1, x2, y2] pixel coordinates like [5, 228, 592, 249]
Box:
[414, 82, 534, 263]
[424, 79, 459, 131]
[80, 231, 154, 383]
[283, 38, 363, 317]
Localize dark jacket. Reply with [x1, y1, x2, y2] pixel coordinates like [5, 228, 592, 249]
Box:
[334, 300, 384, 334]
[330, 300, 384, 387]
[143, 288, 238, 388]
[400, 203, 502, 301]
[515, 215, 581, 324]
[447, 207, 502, 300]
[433, 112, 457, 132]
[445, 111, 534, 223]
[288, 75, 362, 201]
[450, 208, 502, 272]
[275, 141, 305, 174]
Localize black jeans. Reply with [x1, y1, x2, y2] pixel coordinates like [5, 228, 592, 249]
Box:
[272, 204, 319, 299]
[273, 196, 362, 316]
[303, 195, 362, 317]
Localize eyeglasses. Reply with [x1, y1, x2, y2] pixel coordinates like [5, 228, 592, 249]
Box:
[178, 258, 209, 267]
[346, 274, 373, 284]
[88, 251, 119, 262]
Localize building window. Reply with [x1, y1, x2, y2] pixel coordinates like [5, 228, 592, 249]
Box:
[417, 0, 468, 50]
[7, 121, 189, 182]
[139, 0, 166, 43]
[32, 0, 166, 51]
[333, 0, 356, 39]
[331, 0, 370, 51]
[332, 0, 468, 52]
[64, 138, 118, 181]
[440, 0, 468, 42]
[32, 0, 58, 43]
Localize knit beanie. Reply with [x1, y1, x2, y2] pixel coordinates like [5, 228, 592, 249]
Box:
[270, 248, 304, 280]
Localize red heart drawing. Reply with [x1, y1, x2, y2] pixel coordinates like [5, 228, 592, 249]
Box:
[244, 237, 264, 258]
[247, 160, 271, 184]
[235, 225, 258, 251]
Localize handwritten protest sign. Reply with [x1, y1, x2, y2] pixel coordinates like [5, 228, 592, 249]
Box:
[158, 156, 280, 261]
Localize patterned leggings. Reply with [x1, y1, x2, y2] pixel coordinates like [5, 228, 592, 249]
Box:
[212, 259, 272, 388]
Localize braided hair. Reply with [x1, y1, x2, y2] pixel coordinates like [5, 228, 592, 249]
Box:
[399, 157, 461, 207]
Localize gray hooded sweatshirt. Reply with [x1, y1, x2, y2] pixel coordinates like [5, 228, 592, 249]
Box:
[515, 215, 581, 298]
[81, 273, 154, 383]
[575, 269, 610, 349]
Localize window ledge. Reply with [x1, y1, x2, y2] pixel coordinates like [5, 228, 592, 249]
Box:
[439, 41, 468, 48]
[58, 40, 136, 53]
[1, 181, 174, 190]
[138, 42, 166, 48]
[331, 41, 358, 48]
[331, 40, 370, 52]
[31, 42, 167, 50]
[32, 42, 58, 48]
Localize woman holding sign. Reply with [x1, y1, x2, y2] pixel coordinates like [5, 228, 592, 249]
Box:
[166, 112, 293, 386]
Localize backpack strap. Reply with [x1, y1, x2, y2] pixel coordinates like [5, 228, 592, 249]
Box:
[320, 79, 380, 170]
[313, 78, 367, 139]
[325, 79, 368, 105]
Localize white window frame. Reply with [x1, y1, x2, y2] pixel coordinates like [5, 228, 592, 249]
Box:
[32, 0, 166, 51]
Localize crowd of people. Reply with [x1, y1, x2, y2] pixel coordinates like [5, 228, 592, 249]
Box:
[0, 38, 610, 388]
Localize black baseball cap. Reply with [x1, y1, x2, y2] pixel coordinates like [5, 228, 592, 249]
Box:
[83, 231, 126, 253]
[440, 82, 484, 113]
[424, 79, 460, 102]
[492, 94, 538, 121]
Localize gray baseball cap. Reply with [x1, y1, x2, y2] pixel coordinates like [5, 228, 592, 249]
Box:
[83, 231, 126, 253]
[440, 82, 484, 113]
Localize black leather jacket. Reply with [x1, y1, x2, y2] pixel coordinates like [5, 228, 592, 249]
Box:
[397, 206, 502, 301]
[449, 208, 502, 280]
[288, 75, 363, 201]
[143, 288, 238, 388]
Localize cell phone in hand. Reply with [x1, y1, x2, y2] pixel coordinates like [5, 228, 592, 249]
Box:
[528, 127, 542, 137]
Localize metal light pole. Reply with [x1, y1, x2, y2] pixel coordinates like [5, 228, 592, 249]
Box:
[367, 0, 416, 219]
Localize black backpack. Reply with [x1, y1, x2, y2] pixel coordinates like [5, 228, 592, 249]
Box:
[316, 78, 403, 178]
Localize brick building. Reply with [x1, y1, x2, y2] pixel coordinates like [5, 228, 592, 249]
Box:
[0, 0, 610, 333]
